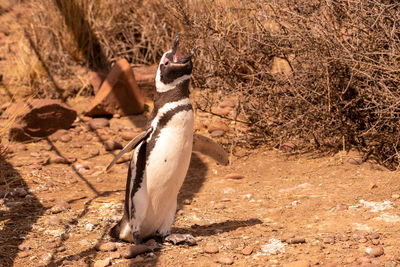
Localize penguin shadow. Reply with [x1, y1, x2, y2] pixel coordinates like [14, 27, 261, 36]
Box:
[0, 155, 45, 266]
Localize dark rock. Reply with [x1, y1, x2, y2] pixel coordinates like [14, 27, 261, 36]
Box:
[6, 99, 76, 142]
[86, 59, 145, 117]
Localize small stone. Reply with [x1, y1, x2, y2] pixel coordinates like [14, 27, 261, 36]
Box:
[86, 223, 94, 231]
[46, 242, 58, 249]
[48, 215, 61, 225]
[18, 251, 30, 258]
[12, 188, 28, 197]
[339, 235, 349, 241]
[207, 121, 230, 133]
[391, 194, 400, 200]
[121, 131, 138, 141]
[104, 140, 123, 151]
[369, 233, 380, 239]
[366, 246, 384, 257]
[95, 242, 117, 252]
[241, 246, 253, 255]
[16, 144, 27, 151]
[224, 173, 244, 180]
[359, 238, 368, 243]
[165, 234, 196, 245]
[286, 237, 306, 244]
[347, 158, 361, 165]
[88, 118, 110, 130]
[204, 245, 219, 254]
[122, 245, 150, 258]
[93, 258, 111, 267]
[40, 252, 53, 264]
[50, 201, 71, 214]
[283, 260, 311, 267]
[96, 177, 103, 183]
[89, 148, 100, 157]
[18, 243, 31, 251]
[47, 155, 68, 164]
[60, 134, 72, 143]
[57, 246, 66, 252]
[183, 199, 192, 205]
[372, 239, 380, 245]
[210, 130, 225, 137]
[368, 183, 378, 190]
[109, 251, 120, 259]
[217, 256, 234, 265]
[345, 257, 356, 263]
[323, 237, 335, 244]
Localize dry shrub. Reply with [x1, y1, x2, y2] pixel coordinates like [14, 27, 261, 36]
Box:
[6, 0, 400, 168]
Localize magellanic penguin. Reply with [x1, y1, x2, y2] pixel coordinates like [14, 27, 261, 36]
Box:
[109, 34, 213, 244]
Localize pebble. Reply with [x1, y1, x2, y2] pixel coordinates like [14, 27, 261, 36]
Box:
[57, 246, 66, 252]
[109, 251, 121, 259]
[30, 151, 41, 157]
[165, 234, 197, 245]
[372, 239, 380, 245]
[89, 118, 110, 130]
[18, 251, 30, 258]
[121, 131, 138, 141]
[95, 242, 117, 252]
[40, 252, 53, 264]
[210, 130, 225, 137]
[18, 243, 31, 251]
[89, 148, 100, 157]
[104, 140, 123, 151]
[207, 121, 230, 133]
[48, 215, 61, 225]
[49, 129, 69, 142]
[366, 246, 384, 257]
[16, 144, 27, 151]
[11, 187, 28, 198]
[60, 134, 72, 143]
[323, 236, 335, 244]
[392, 194, 400, 200]
[93, 258, 111, 267]
[347, 158, 361, 165]
[224, 173, 244, 180]
[286, 237, 306, 244]
[85, 223, 94, 231]
[46, 155, 68, 164]
[217, 256, 234, 265]
[283, 260, 311, 267]
[369, 233, 380, 240]
[42, 144, 53, 151]
[96, 177, 103, 183]
[368, 183, 378, 190]
[122, 244, 150, 258]
[241, 246, 253, 255]
[339, 235, 349, 241]
[204, 244, 219, 254]
[50, 201, 71, 214]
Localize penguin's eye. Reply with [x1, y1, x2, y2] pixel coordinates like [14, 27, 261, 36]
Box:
[165, 61, 169, 66]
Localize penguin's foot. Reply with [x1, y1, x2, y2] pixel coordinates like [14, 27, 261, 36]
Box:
[133, 231, 143, 244]
[164, 233, 197, 246]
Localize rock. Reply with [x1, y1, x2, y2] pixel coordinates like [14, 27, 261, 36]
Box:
[89, 148, 100, 157]
[391, 194, 400, 200]
[104, 140, 123, 151]
[18, 243, 31, 251]
[122, 244, 150, 259]
[40, 252, 53, 264]
[217, 256, 234, 265]
[285, 237, 306, 244]
[88, 118, 110, 130]
[60, 134, 72, 143]
[18, 251, 30, 258]
[85, 223, 94, 231]
[347, 158, 361, 165]
[49, 129, 68, 142]
[95, 242, 117, 252]
[86, 59, 145, 116]
[323, 236, 335, 244]
[133, 65, 158, 99]
[368, 183, 378, 190]
[50, 201, 71, 214]
[204, 244, 219, 254]
[210, 130, 225, 137]
[46, 154, 69, 164]
[87, 71, 107, 95]
[48, 215, 61, 225]
[6, 99, 77, 142]
[11, 188, 27, 198]
[241, 246, 253, 255]
[280, 142, 296, 153]
[339, 235, 349, 242]
[109, 251, 121, 259]
[121, 131, 138, 141]
[270, 56, 292, 76]
[93, 258, 111, 267]
[366, 246, 384, 257]
[211, 107, 232, 116]
[283, 260, 311, 267]
[165, 234, 196, 245]
[224, 173, 244, 180]
[16, 144, 27, 151]
[372, 239, 380, 245]
[369, 233, 380, 239]
[207, 121, 229, 133]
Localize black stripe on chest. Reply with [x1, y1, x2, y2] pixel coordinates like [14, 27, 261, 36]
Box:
[128, 103, 193, 220]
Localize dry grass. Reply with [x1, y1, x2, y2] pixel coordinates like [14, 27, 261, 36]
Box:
[2, 0, 400, 168]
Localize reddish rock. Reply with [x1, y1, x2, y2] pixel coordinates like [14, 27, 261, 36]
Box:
[86, 59, 145, 117]
[95, 242, 117, 252]
[87, 70, 107, 95]
[122, 245, 150, 258]
[6, 99, 77, 142]
[133, 65, 158, 99]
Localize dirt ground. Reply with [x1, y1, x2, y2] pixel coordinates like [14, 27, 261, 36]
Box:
[1, 96, 400, 267]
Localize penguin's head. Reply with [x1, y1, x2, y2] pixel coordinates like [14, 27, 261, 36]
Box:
[155, 33, 196, 93]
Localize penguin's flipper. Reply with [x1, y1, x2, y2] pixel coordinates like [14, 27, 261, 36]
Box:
[106, 127, 153, 171]
[192, 134, 229, 166]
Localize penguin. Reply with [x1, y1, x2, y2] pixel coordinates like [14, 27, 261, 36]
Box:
[110, 34, 205, 243]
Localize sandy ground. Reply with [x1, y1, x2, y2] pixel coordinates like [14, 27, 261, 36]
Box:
[1, 103, 400, 267]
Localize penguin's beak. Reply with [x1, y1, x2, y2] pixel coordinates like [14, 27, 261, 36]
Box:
[171, 33, 196, 64]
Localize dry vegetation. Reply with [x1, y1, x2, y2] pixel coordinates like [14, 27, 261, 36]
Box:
[2, 0, 400, 168]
